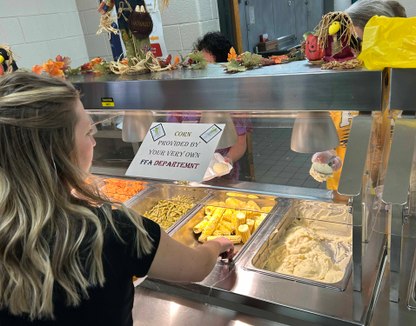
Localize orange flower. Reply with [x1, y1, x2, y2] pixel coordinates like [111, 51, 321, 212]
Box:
[271, 54, 289, 64]
[174, 56, 180, 65]
[42, 59, 65, 77]
[55, 55, 71, 70]
[227, 47, 237, 61]
[32, 64, 44, 75]
[91, 57, 103, 65]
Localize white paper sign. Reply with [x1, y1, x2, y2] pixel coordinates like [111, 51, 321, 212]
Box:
[125, 122, 225, 182]
[146, 0, 168, 57]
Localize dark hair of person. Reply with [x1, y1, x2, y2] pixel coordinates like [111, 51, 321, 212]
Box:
[195, 31, 233, 62]
[346, 0, 407, 30]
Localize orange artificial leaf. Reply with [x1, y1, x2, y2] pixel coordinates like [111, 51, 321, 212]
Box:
[227, 47, 237, 62]
[174, 56, 180, 65]
[42, 60, 65, 77]
[55, 55, 71, 70]
[32, 65, 44, 75]
[271, 54, 289, 64]
[91, 57, 103, 65]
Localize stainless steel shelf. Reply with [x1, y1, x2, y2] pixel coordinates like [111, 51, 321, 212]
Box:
[70, 60, 383, 111]
[390, 68, 416, 111]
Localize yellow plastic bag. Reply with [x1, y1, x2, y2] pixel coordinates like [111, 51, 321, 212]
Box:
[358, 16, 416, 70]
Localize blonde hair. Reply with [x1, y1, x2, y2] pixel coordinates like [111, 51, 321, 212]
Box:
[346, 0, 407, 30]
[0, 72, 153, 320]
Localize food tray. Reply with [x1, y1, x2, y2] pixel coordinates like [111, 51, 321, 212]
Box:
[92, 175, 148, 203]
[127, 184, 211, 232]
[246, 200, 353, 291]
[407, 249, 416, 311]
[171, 190, 278, 256]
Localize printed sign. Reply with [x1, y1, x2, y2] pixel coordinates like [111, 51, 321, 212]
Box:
[145, 0, 168, 57]
[126, 122, 225, 182]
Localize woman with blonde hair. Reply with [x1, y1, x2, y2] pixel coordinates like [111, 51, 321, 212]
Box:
[0, 72, 234, 325]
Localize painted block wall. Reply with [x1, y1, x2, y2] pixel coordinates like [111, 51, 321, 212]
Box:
[76, 0, 221, 59]
[76, 0, 114, 62]
[0, 0, 219, 69]
[0, 0, 89, 69]
[161, 0, 220, 57]
[1, 0, 414, 70]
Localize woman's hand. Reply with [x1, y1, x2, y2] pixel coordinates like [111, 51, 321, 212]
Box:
[208, 237, 235, 260]
[148, 231, 235, 282]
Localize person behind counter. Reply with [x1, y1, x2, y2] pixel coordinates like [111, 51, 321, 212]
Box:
[0, 72, 234, 326]
[174, 31, 252, 181]
[195, 31, 233, 63]
[310, 0, 407, 190]
[345, 0, 407, 39]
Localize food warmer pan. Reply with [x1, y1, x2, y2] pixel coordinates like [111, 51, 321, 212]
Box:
[170, 190, 280, 259]
[93, 175, 148, 203]
[245, 199, 353, 291]
[127, 183, 212, 233]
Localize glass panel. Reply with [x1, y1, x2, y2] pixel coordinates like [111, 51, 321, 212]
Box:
[87, 110, 383, 192]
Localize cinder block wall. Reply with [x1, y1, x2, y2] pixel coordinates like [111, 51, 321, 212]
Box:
[0, 0, 219, 69]
[161, 0, 220, 57]
[76, 0, 113, 62]
[0, 0, 89, 68]
[1, 0, 413, 70]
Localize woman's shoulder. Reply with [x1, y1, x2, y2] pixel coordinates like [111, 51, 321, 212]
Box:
[109, 208, 161, 241]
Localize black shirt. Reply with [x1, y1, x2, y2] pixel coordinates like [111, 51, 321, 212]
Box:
[0, 209, 161, 326]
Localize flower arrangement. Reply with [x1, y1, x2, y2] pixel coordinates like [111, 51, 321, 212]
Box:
[32, 51, 182, 78]
[32, 55, 110, 77]
[32, 55, 68, 77]
[31, 47, 293, 78]
[181, 51, 208, 70]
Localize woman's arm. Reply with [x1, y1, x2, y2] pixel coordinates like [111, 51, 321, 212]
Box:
[224, 134, 247, 164]
[147, 230, 234, 282]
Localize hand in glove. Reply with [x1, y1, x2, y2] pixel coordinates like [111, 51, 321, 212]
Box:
[311, 150, 342, 170]
[309, 150, 342, 182]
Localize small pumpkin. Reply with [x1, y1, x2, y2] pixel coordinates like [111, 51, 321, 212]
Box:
[304, 33, 324, 62]
[128, 5, 153, 39]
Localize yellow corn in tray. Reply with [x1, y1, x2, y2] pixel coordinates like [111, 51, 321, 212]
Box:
[195, 195, 271, 244]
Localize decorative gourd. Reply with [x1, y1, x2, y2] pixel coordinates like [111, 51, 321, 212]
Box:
[304, 34, 324, 62]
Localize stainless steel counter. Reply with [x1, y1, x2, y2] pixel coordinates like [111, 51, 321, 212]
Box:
[369, 231, 416, 325]
[138, 185, 386, 326]
[80, 63, 416, 325]
[133, 286, 302, 326]
[390, 68, 416, 111]
[133, 287, 296, 326]
[71, 61, 383, 111]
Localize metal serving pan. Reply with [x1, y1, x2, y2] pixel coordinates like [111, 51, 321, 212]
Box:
[127, 183, 212, 233]
[245, 199, 353, 291]
[92, 175, 148, 203]
[170, 190, 279, 259]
